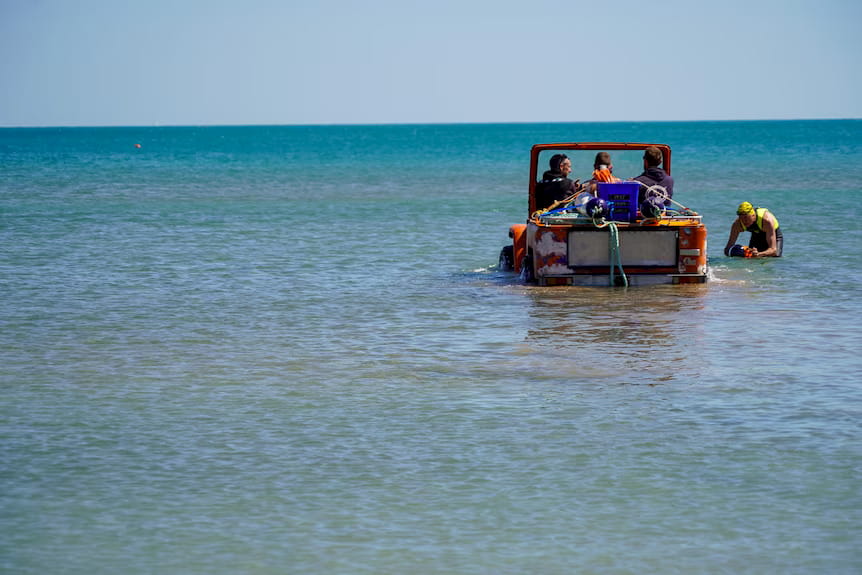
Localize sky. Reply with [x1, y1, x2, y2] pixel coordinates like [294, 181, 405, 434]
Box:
[1, 0, 860, 126]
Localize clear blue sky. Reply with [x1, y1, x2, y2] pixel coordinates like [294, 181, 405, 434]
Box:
[1, 0, 860, 126]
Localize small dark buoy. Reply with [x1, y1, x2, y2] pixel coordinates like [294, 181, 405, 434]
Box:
[585, 197, 608, 219]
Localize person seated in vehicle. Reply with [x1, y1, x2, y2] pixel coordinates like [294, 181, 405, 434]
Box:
[633, 146, 674, 206]
[535, 153, 579, 210]
[584, 152, 620, 193]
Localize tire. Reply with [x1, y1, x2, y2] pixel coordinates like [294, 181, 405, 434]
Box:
[519, 254, 535, 283]
[499, 245, 514, 271]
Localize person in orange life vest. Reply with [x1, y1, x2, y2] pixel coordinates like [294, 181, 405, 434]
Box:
[585, 151, 620, 193]
[724, 202, 783, 257]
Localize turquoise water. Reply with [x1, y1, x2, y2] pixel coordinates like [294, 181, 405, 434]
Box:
[2, 121, 861, 573]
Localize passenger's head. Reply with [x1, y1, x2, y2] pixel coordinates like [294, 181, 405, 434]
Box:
[594, 152, 612, 170]
[549, 154, 572, 175]
[643, 146, 663, 168]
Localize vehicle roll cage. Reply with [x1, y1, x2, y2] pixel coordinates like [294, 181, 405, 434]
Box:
[528, 142, 671, 215]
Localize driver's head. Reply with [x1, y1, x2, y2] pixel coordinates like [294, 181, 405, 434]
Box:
[549, 154, 571, 175]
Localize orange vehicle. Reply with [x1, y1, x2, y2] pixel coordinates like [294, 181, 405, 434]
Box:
[500, 142, 708, 286]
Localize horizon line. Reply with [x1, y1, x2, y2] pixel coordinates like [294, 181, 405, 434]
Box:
[1, 117, 860, 130]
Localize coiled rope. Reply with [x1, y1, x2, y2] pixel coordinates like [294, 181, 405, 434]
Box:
[643, 184, 697, 215]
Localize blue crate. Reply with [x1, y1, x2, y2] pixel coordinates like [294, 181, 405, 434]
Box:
[597, 181, 640, 222]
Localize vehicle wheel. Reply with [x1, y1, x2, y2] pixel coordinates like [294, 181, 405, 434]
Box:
[519, 255, 535, 283]
[499, 245, 514, 271]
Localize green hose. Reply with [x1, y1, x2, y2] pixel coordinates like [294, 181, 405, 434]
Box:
[608, 222, 628, 287]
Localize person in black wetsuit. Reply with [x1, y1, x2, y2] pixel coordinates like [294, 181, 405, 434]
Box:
[535, 154, 579, 211]
[633, 146, 674, 205]
[724, 201, 783, 257]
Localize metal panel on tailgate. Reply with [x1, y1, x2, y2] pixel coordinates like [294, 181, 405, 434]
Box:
[568, 229, 678, 267]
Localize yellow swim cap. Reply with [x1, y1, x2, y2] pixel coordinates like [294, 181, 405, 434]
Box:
[736, 201, 755, 216]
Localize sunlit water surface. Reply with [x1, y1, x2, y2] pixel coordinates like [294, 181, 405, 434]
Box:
[2, 122, 861, 574]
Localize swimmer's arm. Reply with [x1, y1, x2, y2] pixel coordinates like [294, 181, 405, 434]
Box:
[754, 215, 778, 257]
[724, 220, 743, 256]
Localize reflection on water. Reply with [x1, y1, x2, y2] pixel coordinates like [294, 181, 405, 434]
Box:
[521, 285, 709, 384]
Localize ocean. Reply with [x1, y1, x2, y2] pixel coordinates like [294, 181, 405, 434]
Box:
[1, 121, 861, 574]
